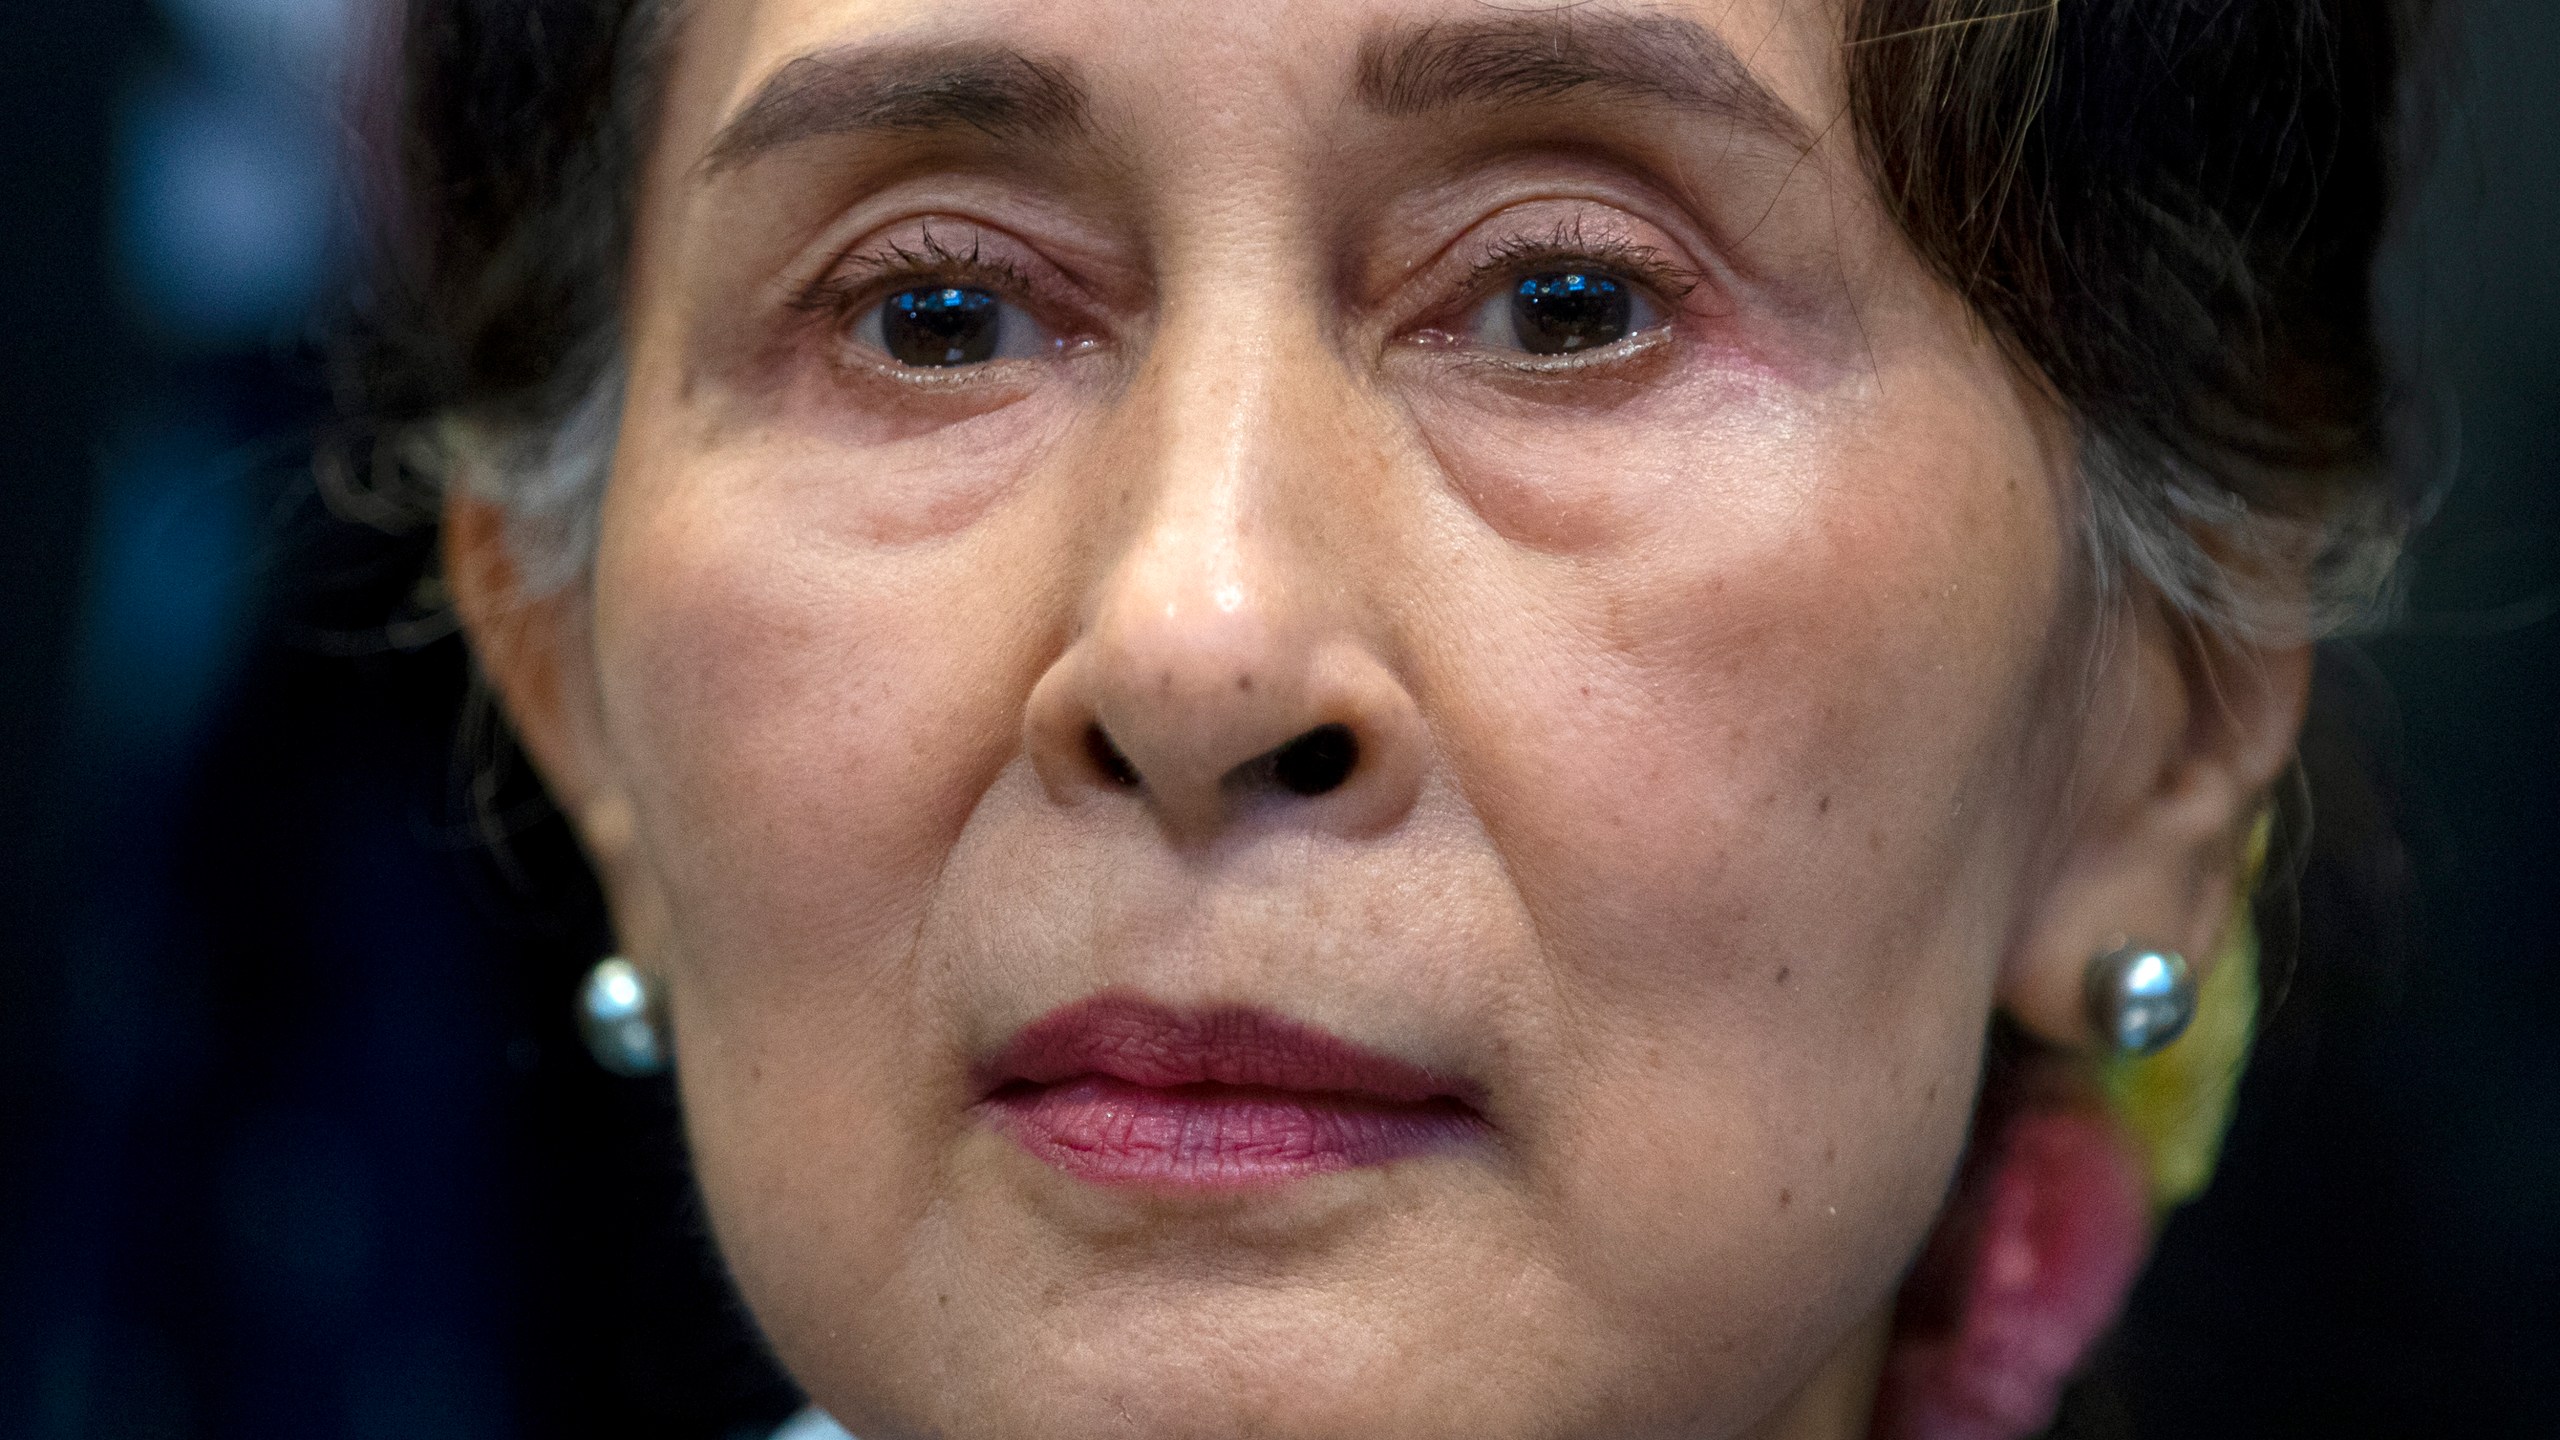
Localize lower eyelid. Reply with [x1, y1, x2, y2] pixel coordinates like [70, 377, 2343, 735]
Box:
[1434, 323, 1680, 379]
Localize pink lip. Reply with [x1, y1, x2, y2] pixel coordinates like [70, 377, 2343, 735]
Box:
[974, 995, 1487, 1190]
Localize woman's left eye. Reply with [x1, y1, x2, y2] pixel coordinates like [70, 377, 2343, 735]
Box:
[1467, 270, 1664, 356]
[853, 284, 1057, 368]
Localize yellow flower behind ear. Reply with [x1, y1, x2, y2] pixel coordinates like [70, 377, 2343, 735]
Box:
[2103, 812, 2273, 1211]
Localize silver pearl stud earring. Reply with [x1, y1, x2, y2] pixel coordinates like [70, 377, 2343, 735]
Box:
[577, 956, 669, 1077]
[2083, 943, 2198, 1057]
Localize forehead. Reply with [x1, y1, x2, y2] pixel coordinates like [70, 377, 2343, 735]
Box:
[655, 0, 1847, 171]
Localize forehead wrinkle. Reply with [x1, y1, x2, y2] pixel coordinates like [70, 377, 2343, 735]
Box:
[1354, 9, 1815, 150]
[701, 40, 1091, 174]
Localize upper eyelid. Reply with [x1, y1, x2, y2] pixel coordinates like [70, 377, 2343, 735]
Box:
[1457, 236, 1702, 304]
[789, 215, 1111, 329]
[784, 203, 1715, 341]
[1389, 203, 1721, 322]
[804, 227, 1034, 305]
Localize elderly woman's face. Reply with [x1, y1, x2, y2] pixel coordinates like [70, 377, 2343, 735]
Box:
[566, 0, 2094, 1434]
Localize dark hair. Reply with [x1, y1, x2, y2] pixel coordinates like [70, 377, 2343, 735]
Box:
[1847, 0, 2430, 634]
[354, 0, 651, 440]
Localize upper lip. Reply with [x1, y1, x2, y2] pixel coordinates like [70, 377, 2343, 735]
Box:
[976, 992, 1481, 1109]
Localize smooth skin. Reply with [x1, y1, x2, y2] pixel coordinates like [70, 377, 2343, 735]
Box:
[449, 0, 2310, 1435]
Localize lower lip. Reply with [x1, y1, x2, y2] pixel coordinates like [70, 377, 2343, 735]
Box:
[980, 1076, 1483, 1189]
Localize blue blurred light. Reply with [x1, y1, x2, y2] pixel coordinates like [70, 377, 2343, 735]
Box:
[160, 0, 355, 84]
[116, 73, 336, 343]
[68, 425, 253, 760]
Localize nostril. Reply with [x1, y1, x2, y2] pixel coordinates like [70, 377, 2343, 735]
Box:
[1086, 724, 1142, 788]
[1270, 724, 1359, 798]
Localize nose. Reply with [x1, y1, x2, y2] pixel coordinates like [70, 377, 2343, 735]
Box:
[1026, 595, 1428, 842]
[1022, 350, 1427, 844]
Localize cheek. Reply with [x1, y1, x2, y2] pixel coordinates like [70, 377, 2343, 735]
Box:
[593, 530, 966, 949]
[1429, 363, 2067, 965]
[582, 433, 1081, 1112]
[582, 435, 1099, 1345]
[1420, 362, 2068, 1339]
[587, 412, 1078, 922]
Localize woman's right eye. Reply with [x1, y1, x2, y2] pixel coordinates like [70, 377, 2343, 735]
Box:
[853, 283, 1057, 368]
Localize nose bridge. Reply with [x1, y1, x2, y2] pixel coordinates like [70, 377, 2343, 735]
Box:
[1128, 326, 1274, 597]
[1108, 318, 1305, 667]
[1113, 194, 1349, 595]
[1021, 298, 1427, 842]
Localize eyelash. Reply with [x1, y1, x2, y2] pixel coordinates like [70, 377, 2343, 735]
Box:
[792, 229, 1047, 332]
[786, 217, 1706, 366]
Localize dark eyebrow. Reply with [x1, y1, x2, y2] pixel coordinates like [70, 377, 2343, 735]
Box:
[1355, 12, 1813, 148]
[703, 42, 1089, 174]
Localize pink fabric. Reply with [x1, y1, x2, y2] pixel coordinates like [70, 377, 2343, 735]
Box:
[1871, 1107, 2153, 1440]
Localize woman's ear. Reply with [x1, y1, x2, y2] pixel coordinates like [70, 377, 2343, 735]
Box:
[442, 490, 622, 846]
[2002, 600, 2311, 1050]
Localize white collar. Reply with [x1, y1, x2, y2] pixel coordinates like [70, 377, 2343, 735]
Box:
[771, 1408, 855, 1440]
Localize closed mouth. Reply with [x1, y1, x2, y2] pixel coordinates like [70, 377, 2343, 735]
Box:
[974, 993, 1488, 1189]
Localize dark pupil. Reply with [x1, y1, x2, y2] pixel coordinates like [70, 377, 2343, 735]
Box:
[883, 286, 1000, 366]
[1509, 272, 1632, 355]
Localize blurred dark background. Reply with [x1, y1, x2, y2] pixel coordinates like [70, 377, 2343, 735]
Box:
[1, 1, 2552, 1436]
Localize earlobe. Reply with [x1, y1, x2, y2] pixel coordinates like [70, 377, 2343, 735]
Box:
[442, 490, 611, 833]
[1886, 609, 2309, 1438]
[446, 489, 671, 986]
[2000, 601, 2311, 1052]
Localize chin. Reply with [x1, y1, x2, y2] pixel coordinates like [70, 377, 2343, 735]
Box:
[767, 1184, 1858, 1440]
[813, 1294, 1668, 1440]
